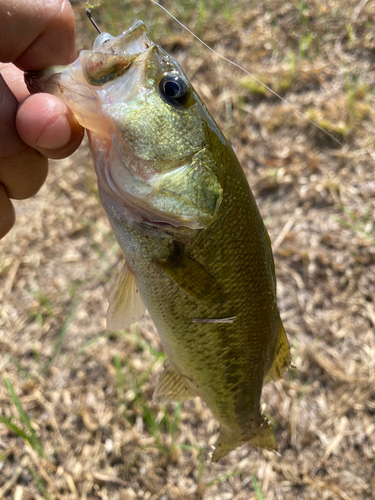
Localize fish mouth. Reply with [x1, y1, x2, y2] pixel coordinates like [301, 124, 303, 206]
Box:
[25, 21, 219, 230]
[24, 19, 153, 99]
[24, 20, 155, 139]
[93, 20, 153, 56]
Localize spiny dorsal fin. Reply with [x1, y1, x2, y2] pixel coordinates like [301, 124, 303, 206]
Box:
[107, 261, 146, 331]
[153, 360, 196, 404]
[263, 321, 291, 385]
[155, 244, 224, 303]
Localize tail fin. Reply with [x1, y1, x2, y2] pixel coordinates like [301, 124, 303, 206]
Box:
[212, 420, 277, 462]
[248, 420, 277, 450]
[212, 428, 242, 462]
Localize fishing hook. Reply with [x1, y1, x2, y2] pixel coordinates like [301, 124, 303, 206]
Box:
[86, 8, 101, 34]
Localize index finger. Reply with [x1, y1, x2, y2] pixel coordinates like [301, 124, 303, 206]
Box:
[0, 0, 76, 70]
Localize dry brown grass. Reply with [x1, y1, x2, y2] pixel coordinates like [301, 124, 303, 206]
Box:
[1, 0, 375, 498]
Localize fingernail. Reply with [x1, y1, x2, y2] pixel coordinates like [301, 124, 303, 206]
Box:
[36, 113, 71, 150]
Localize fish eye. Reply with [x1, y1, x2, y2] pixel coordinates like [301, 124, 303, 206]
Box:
[159, 74, 190, 107]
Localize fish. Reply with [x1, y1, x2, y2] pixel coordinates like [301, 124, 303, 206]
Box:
[25, 19, 290, 461]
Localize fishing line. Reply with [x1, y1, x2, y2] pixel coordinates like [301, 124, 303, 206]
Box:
[149, 0, 343, 147]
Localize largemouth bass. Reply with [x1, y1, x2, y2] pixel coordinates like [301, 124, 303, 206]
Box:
[25, 20, 290, 461]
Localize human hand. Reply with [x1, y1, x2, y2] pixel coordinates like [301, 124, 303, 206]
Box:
[0, 0, 84, 239]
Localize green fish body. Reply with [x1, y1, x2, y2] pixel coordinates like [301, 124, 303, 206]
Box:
[25, 21, 290, 461]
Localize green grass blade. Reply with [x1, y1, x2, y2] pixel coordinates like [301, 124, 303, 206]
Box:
[0, 416, 33, 444]
[8, 355, 32, 379]
[205, 469, 242, 488]
[113, 354, 125, 401]
[28, 467, 51, 500]
[3, 378, 45, 458]
[251, 474, 265, 500]
[74, 334, 108, 357]
[40, 298, 81, 374]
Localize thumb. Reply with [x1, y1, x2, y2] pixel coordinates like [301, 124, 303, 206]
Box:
[16, 93, 84, 159]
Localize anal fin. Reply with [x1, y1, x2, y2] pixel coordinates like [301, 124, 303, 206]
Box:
[153, 360, 196, 404]
[263, 321, 291, 385]
[107, 261, 146, 331]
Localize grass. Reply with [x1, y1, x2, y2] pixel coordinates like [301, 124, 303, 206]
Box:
[28, 467, 51, 500]
[251, 474, 266, 500]
[2, 378, 45, 458]
[111, 330, 183, 460]
[336, 203, 375, 245]
[39, 297, 81, 374]
[0, 0, 374, 498]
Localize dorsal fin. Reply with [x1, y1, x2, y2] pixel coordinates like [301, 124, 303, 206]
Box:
[107, 261, 146, 331]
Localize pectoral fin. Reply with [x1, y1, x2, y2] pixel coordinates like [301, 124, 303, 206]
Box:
[153, 360, 196, 404]
[155, 246, 224, 303]
[107, 261, 146, 331]
[263, 321, 291, 385]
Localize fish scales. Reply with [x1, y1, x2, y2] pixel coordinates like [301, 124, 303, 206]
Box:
[25, 19, 290, 461]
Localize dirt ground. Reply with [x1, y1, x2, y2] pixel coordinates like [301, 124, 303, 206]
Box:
[1, 0, 375, 499]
